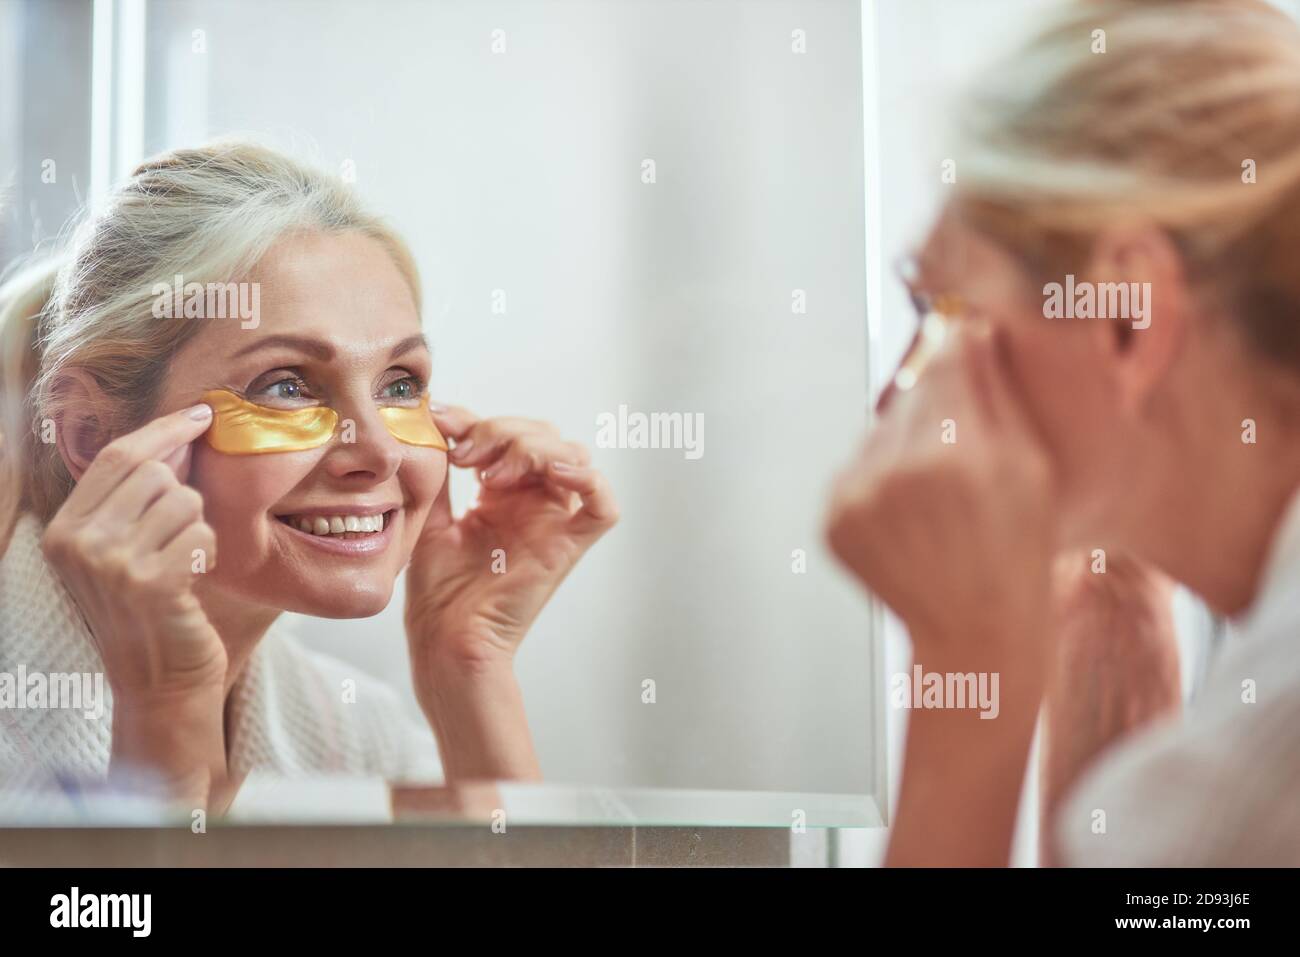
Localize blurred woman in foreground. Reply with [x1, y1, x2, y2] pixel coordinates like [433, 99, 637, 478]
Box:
[828, 0, 1300, 865]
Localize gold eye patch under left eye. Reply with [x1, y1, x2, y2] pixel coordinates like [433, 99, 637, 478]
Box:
[377, 396, 449, 450]
[200, 390, 447, 454]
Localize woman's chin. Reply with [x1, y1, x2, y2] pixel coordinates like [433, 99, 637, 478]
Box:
[280, 578, 396, 619]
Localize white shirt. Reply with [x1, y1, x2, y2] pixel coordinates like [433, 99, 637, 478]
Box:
[0, 511, 443, 804]
[1056, 488, 1300, 865]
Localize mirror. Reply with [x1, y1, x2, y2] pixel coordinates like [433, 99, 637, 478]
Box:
[0, 0, 882, 830]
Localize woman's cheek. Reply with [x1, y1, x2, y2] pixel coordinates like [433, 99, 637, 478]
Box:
[1006, 322, 1111, 476]
[398, 450, 448, 535]
[189, 446, 318, 554]
[1006, 320, 1065, 399]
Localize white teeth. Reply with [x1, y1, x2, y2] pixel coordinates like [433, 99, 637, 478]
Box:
[285, 512, 388, 537]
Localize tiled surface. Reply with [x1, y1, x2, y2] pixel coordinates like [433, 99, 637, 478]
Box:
[0, 825, 798, 867]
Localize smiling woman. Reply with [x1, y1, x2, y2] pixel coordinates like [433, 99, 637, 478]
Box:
[0, 142, 618, 810]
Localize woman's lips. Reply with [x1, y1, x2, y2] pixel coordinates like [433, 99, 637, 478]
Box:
[273, 508, 398, 556]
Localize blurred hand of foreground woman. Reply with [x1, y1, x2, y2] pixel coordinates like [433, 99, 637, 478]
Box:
[1040, 552, 1181, 864]
[826, 325, 1057, 662]
[824, 325, 1058, 865]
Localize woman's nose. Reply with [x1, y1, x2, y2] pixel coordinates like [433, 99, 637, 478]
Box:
[323, 405, 405, 478]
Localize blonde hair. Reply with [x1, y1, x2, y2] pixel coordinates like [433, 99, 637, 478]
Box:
[951, 0, 1300, 369]
[0, 141, 420, 555]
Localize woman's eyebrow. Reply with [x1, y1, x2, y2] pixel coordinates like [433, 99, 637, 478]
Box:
[390, 333, 430, 360]
[229, 333, 430, 361]
[231, 334, 334, 360]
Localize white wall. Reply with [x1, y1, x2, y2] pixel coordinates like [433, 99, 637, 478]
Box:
[141, 0, 879, 797]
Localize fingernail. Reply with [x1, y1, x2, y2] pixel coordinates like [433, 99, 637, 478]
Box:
[429, 401, 447, 413]
[451, 438, 474, 459]
[481, 462, 502, 480]
[550, 460, 575, 472]
[186, 403, 213, 421]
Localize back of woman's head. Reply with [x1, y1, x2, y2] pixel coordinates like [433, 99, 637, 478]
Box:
[952, 0, 1300, 374]
[0, 141, 419, 554]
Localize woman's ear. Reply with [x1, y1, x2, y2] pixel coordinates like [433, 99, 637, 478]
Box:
[52, 368, 115, 481]
[1085, 225, 1191, 416]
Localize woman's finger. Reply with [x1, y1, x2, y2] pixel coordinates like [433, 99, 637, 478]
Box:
[481, 437, 588, 489]
[160, 440, 195, 485]
[482, 416, 561, 438]
[883, 325, 996, 462]
[546, 462, 620, 530]
[978, 325, 1038, 433]
[62, 403, 213, 520]
[448, 415, 569, 467]
[95, 459, 180, 530]
[449, 420, 515, 468]
[136, 483, 207, 553]
[428, 404, 481, 444]
[952, 322, 1007, 426]
[156, 519, 218, 580]
[944, 324, 1051, 474]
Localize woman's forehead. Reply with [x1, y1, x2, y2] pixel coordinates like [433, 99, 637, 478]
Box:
[248, 231, 418, 318]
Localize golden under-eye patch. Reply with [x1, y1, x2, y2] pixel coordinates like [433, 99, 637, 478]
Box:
[892, 313, 952, 392]
[200, 389, 447, 454]
[201, 390, 338, 454]
[377, 399, 450, 449]
[892, 292, 967, 393]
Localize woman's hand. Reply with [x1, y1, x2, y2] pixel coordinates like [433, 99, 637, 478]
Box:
[1046, 552, 1180, 732]
[824, 325, 1058, 865]
[405, 407, 618, 663]
[1040, 552, 1180, 864]
[826, 325, 1057, 656]
[41, 403, 229, 806]
[403, 406, 618, 780]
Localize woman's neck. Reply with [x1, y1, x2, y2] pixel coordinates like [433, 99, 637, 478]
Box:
[194, 584, 283, 696]
[1145, 445, 1300, 618]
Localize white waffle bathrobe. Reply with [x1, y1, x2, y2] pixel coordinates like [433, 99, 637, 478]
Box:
[0, 511, 442, 796]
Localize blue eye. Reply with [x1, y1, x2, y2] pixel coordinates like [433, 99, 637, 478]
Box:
[384, 376, 424, 401]
[273, 380, 303, 399]
[248, 373, 315, 406]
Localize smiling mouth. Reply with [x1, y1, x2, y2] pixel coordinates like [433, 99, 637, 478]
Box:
[275, 509, 397, 539]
